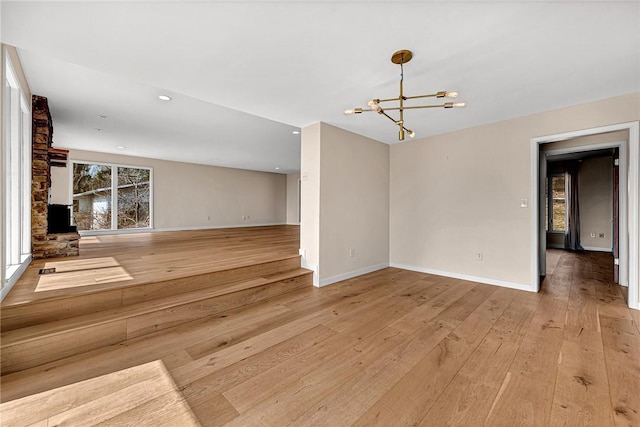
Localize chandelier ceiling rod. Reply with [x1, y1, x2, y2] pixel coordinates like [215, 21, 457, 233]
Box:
[344, 49, 467, 141]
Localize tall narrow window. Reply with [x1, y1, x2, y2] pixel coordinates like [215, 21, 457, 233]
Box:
[2, 49, 32, 296]
[72, 163, 112, 230]
[548, 174, 567, 232]
[117, 167, 150, 229]
[72, 162, 152, 232]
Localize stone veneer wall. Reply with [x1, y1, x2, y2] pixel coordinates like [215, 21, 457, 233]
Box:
[31, 95, 80, 259]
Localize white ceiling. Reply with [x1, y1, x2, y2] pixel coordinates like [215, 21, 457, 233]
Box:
[2, 1, 639, 174]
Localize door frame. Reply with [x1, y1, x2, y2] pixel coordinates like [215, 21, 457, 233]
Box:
[530, 121, 639, 311]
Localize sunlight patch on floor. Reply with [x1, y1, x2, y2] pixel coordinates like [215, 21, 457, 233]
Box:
[35, 257, 133, 292]
[0, 360, 200, 426]
[77, 236, 102, 245]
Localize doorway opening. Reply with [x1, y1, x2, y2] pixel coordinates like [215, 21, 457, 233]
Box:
[530, 122, 639, 311]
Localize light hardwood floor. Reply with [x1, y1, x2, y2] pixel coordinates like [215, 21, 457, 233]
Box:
[2, 225, 300, 306]
[2, 247, 639, 426]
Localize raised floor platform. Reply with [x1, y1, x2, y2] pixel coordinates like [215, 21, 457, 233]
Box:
[3, 225, 302, 307]
[1, 225, 310, 374]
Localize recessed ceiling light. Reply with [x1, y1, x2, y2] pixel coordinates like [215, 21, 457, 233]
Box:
[275, 167, 280, 170]
[158, 95, 172, 101]
[98, 115, 108, 119]
[292, 130, 300, 135]
[116, 146, 125, 149]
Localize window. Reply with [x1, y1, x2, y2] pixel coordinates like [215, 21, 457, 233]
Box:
[546, 173, 567, 232]
[2, 49, 32, 295]
[72, 162, 152, 232]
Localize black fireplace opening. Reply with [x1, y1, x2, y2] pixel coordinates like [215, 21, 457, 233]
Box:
[47, 204, 77, 234]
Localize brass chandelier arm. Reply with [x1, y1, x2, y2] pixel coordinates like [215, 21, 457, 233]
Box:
[380, 104, 450, 111]
[402, 93, 441, 101]
[376, 93, 440, 103]
[379, 109, 398, 124]
[343, 49, 466, 141]
[377, 109, 414, 140]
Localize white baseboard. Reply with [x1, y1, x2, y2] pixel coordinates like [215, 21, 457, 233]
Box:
[318, 263, 389, 288]
[581, 246, 612, 253]
[389, 262, 536, 293]
[79, 222, 287, 236]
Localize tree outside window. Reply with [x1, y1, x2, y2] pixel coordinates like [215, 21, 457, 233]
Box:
[72, 162, 151, 231]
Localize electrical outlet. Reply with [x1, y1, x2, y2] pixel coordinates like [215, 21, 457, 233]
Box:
[590, 232, 596, 238]
[599, 233, 605, 238]
[520, 198, 528, 208]
[476, 252, 483, 261]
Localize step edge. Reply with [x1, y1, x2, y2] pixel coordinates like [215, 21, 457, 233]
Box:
[1, 269, 313, 347]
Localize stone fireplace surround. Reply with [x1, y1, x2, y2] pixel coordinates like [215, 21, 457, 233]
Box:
[31, 95, 80, 259]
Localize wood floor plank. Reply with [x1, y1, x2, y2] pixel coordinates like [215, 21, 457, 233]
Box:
[630, 307, 640, 335]
[482, 294, 569, 425]
[549, 326, 615, 426]
[179, 325, 337, 400]
[220, 281, 435, 416]
[96, 389, 201, 427]
[1, 242, 636, 426]
[170, 271, 415, 388]
[0, 360, 199, 427]
[222, 326, 409, 426]
[548, 261, 616, 426]
[183, 392, 237, 427]
[419, 290, 541, 426]
[291, 283, 498, 426]
[352, 285, 516, 427]
[599, 315, 640, 426]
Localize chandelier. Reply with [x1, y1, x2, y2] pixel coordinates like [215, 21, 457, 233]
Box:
[344, 49, 466, 141]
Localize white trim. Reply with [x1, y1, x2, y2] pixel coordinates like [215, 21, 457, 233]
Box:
[628, 122, 639, 310]
[2, 48, 32, 302]
[581, 246, 613, 253]
[298, 248, 319, 286]
[318, 263, 389, 288]
[78, 222, 288, 236]
[391, 263, 535, 293]
[531, 121, 640, 311]
[1, 255, 31, 301]
[544, 140, 627, 156]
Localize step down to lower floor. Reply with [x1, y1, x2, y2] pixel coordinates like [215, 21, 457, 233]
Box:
[0, 359, 200, 426]
[1, 268, 312, 374]
[1, 255, 302, 332]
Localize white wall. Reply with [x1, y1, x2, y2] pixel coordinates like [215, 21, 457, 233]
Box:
[390, 93, 639, 290]
[286, 172, 300, 224]
[319, 123, 389, 282]
[51, 148, 287, 230]
[579, 156, 613, 251]
[300, 123, 321, 275]
[300, 122, 389, 286]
